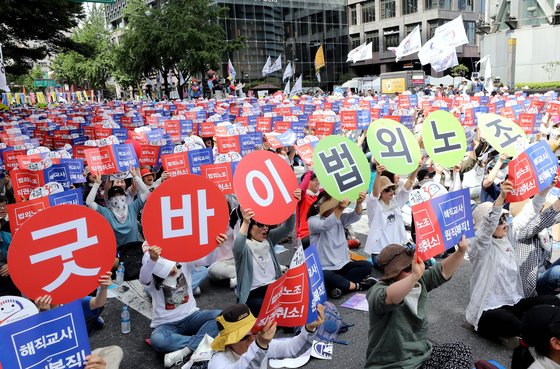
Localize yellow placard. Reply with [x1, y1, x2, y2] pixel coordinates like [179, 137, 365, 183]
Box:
[381, 78, 406, 94]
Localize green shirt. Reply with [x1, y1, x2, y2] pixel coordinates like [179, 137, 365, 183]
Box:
[365, 263, 448, 369]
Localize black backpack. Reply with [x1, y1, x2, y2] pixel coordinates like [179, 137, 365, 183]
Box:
[118, 242, 144, 281]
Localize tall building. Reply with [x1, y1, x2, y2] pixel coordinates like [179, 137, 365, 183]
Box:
[347, 0, 484, 76]
[104, 0, 348, 86]
[219, 0, 349, 86]
[478, 0, 560, 84]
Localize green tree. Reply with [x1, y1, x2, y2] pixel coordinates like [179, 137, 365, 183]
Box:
[115, 0, 244, 98]
[51, 5, 114, 91]
[450, 64, 470, 78]
[0, 0, 85, 76]
[7, 66, 46, 92]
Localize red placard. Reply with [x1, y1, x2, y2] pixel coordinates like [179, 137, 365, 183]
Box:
[8, 205, 116, 304]
[139, 145, 160, 167]
[142, 174, 229, 262]
[253, 263, 309, 331]
[340, 110, 357, 130]
[7, 197, 50, 234]
[199, 122, 216, 138]
[84, 146, 117, 175]
[217, 136, 240, 154]
[11, 169, 45, 201]
[233, 150, 298, 224]
[200, 162, 235, 194]
[161, 151, 189, 177]
[256, 117, 272, 133]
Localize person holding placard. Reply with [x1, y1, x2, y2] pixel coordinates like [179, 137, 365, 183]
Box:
[296, 170, 321, 249]
[208, 303, 325, 369]
[481, 153, 509, 205]
[86, 167, 149, 248]
[467, 180, 560, 344]
[233, 188, 300, 316]
[307, 191, 375, 298]
[365, 237, 473, 369]
[365, 164, 420, 266]
[139, 237, 226, 368]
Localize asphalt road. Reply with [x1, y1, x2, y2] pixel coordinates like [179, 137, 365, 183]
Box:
[89, 227, 513, 369]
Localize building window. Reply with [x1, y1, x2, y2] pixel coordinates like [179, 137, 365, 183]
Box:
[365, 30, 380, 52]
[380, 0, 396, 19]
[350, 34, 361, 49]
[480, 0, 485, 11]
[362, 1, 375, 23]
[405, 23, 422, 40]
[402, 0, 418, 14]
[425, 0, 451, 10]
[458, 0, 474, 11]
[350, 5, 357, 25]
[384, 27, 400, 49]
[464, 21, 476, 43]
[428, 19, 446, 38]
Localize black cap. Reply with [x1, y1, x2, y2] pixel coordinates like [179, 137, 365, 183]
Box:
[107, 186, 126, 199]
[216, 304, 252, 331]
[521, 305, 560, 347]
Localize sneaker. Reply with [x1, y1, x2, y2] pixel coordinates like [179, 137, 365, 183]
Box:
[329, 288, 342, 299]
[164, 346, 192, 368]
[193, 287, 201, 296]
[358, 276, 378, 291]
[229, 277, 237, 290]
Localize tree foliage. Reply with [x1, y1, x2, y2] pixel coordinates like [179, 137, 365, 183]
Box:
[449, 64, 470, 78]
[51, 5, 114, 90]
[115, 0, 245, 96]
[7, 66, 45, 93]
[0, 0, 85, 75]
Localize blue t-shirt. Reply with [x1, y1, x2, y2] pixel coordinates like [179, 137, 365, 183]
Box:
[97, 196, 145, 246]
[480, 182, 509, 210]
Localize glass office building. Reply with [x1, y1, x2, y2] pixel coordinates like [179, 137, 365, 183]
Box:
[218, 0, 349, 87]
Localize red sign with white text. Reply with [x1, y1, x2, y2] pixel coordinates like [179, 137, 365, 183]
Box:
[200, 162, 235, 194]
[233, 150, 298, 224]
[161, 152, 189, 177]
[142, 175, 229, 262]
[8, 205, 116, 304]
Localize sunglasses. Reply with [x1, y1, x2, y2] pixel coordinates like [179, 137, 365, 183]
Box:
[402, 264, 412, 273]
[240, 333, 253, 341]
[383, 186, 396, 193]
[255, 222, 269, 229]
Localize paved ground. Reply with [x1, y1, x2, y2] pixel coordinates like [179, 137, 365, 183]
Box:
[90, 214, 515, 369]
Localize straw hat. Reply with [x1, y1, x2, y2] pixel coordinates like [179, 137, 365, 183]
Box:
[211, 304, 257, 351]
[378, 244, 414, 282]
[377, 176, 396, 195]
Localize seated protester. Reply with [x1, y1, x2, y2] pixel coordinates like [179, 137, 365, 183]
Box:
[208, 304, 325, 369]
[365, 237, 473, 369]
[208, 205, 242, 289]
[468, 180, 560, 343]
[34, 272, 124, 369]
[480, 152, 508, 205]
[86, 168, 149, 248]
[307, 192, 374, 298]
[365, 163, 419, 266]
[513, 188, 560, 297]
[140, 239, 225, 368]
[296, 171, 321, 249]
[512, 305, 560, 369]
[233, 188, 300, 316]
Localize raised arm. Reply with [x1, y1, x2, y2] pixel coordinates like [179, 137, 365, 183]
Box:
[372, 164, 386, 198]
[131, 167, 150, 202]
[482, 153, 507, 189]
[386, 253, 424, 304]
[441, 235, 467, 280]
[85, 174, 101, 211]
[89, 271, 112, 310]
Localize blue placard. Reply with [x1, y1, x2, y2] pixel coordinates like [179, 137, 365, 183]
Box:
[62, 158, 86, 183]
[430, 188, 475, 249]
[525, 140, 558, 190]
[239, 135, 256, 157]
[112, 128, 128, 143]
[113, 144, 140, 172]
[305, 244, 327, 324]
[43, 162, 71, 189]
[0, 300, 91, 369]
[49, 188, 84, 206]
[246, 131, 264, 146]
[357, 110, 371, 130]
[187, 148, 213, 175]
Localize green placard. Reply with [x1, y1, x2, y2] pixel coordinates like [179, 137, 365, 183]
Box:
[312, 135, 370, 201]
[367, 118, 422, 175]
[422, 110, 467, 168]
[478, 113, 528, 157]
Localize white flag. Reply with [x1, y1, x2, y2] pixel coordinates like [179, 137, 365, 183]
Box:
[316, 71, 321, 83]
[0, 45, 10, 92]
[393, 25, 422, 62]
[476, 55, 490, 66]
[347, 43, 366, 62]
[157, 71, 163, 89]
[228, 59, 236, 80]
[435, 15, 469, 48]
[353, 42, 373, 63]
[144, 76, 154, 86]
[179, 71, 185, 85]
[269, 55, 282, 74]
[284, 81, 291, 96]
[291, 75, 303, 96]
[418, 34, 447, 66]
[483, 58, 494, 93]
[431, 48, 459, 72]
[282, 63, 293, 82]
[262, 56, 272, 77]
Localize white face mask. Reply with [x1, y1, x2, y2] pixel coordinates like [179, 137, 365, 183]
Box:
[109, 195, 128, 223]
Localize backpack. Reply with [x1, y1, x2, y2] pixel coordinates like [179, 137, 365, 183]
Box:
[315, 301, 354, 345]
[118, 241, 144, 281]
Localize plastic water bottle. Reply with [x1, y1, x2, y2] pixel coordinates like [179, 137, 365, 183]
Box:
[116, 262, 125, 285]
[121, 306, 131, 334]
